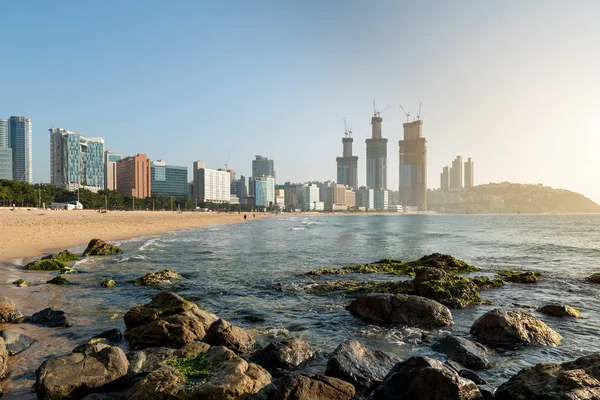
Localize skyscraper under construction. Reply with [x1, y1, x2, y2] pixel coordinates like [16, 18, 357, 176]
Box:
[366, 113, 387, 190]
[399, 119, 427, 211]
[336, 122, 358, 189]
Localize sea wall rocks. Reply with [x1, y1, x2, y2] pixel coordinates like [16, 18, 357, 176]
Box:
[83, 238, 123, 256]
[432, 335, 492, 370]
[0, 295, 23, 323]
[347, 293, 453, 328]
[470, 309, 562, 346]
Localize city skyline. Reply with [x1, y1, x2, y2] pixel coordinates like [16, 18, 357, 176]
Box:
[2, 2, 600, 202]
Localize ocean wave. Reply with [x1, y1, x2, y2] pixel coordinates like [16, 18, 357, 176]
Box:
[289, 226, 306, 231]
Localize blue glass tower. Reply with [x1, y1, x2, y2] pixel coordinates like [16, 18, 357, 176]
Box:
[8, 116, 32, 183]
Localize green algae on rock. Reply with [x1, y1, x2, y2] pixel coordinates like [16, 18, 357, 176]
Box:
[586, 273, 600, 284]
[497, 270, 540, 283]
[167, 352, 214, 382]
[54, 250, 79, 262]
[46, 276, 70, 285]
[133, 269, 182, 286]
[101, 279, 116, 288]
[25, 258, 69, 271]
[83, 238, 123, 256]
[471, 276, 505, 290]
[12, 279, 28, 288]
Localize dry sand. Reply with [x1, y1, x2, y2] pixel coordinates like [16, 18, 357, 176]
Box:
[0, 208, 265, 262]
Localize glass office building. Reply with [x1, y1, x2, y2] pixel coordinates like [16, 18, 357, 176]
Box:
[8, 116, 32, 183]
[0, 147, 12, 180]
[151, 161, 188, 198]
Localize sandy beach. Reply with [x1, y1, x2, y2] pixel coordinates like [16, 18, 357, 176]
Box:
[0, 208, 265, 262]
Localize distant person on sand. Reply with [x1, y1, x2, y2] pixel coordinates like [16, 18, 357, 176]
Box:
[244, 214, 247, 221]
[253, 213, 255, 218]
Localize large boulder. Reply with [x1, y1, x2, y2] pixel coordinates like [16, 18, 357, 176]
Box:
[432, 336, 492, 370]
[411, 267, 483, 309]
[538, 304, 581, 318]
[273, 374, 356, 400]
[83, 238, 123, 256]
[26, 308, 72, 328]
[347, 293, 453, 328]
[34, 340, 129, 399]
[252, 338, 314, 373]
[0, 337, 8, 379]
[127, 346, 272, 400]
[0, 295, 22, 323]
[133, 269, 181, 287]
[0, 330, 36, 355]
[203, 319, 254, 355]
[470, 309, 562, 346]
[124, 292, 218, 349]
[325, 339, 401, 391]
[495, 353, 600, 400]
[373, 356, 481, 400]
[25, 258, 69, 271]
[127, 341, 210, 377]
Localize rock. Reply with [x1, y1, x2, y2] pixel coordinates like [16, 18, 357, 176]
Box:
[124, 292, 218, 349]
[586, 273, 600, 284]
[127, 342, 211, 376]
[470, 309, 562, 346]
[12, 279, 29, 287]
[25, 258, 69, 271]
[538, 304, 581, 318]
[347, 293, 453, 328]
[203, 319, 255, 355]
[412, 267, 483, 309]
[47, 275, 71, 285]
[374, 356, 481, 400]
[459, 369, 488, 385]
[495, 353, 600, 400]
[497, 270, 540, 283]
[432, 335, 492, 370]
[82, 393, 126, 400]
[102, 279, 116, 288]
[0, 330, 36, 355]
[133, 269, 181, 287]
[273, 374, 355, 400]
[252, 338, 314, 373]
[27, 307, 73, 328]
[0, 295, 23, 323]
[83, 238, 123, 256]
[93, 328, 123, 344]
[0, 337, 8, 379]
[55, 250, 79, 262]
[407, 253, 480, 273]
[127, 346, 272, 400]
[34, 341, 129, 399]
[325, 339, 401, 391]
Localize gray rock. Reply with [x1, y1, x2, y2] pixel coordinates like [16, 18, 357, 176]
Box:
[93, 328, 123, 344]
[325, 339, 401, 391]
[273, 374, 356, 400]
[0, 295, 22, 323]
[347, 293, 453, 328]
[373, 356, 481, 400]
[538, 304, 581, 318]
[459, 369, 488, 385]
[470, 308, 562, 346]
[0, 330, 36, 356]
[251, 338, 314, 372]
[203, 318, 255, 355]
[0, 337, 8, 379]
[26, 308, 72, 328]
[432, 335, 492, 370]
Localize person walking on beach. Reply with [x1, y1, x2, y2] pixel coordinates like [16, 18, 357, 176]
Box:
[253, 213, 256, 218]
[244, 214, 247, 221]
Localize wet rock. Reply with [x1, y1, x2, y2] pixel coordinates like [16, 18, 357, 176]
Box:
[133, 269, 181, 287]
[124, 292, 218, 349]
[373, 356, 481, 400]
[412, 267, 482, 309]
[495, 353, 600, 400]
[0, 330, 36, 355]
[127, 342, 211, 376]
[407, 253, 480, 273]
[470, 308, 562, 346]
[0, 295, 23, 323]
[325, 339, 401, 391]
[93, 328, 123, 344]
[25, 258, 69, 271]
[203, 318, 255, 355]
[102, 279, 116, 288]
[586, 273, 600, 284]
[26, 307, 73, 328]
[0, 337, 8, 379]
[252, 338, 314, 373]
[34, 341, 129, 399]
[127, 346, 272, 400]
[497, 270, 541, 283]
[538, 304, 581, 318]
[274, 374, 355, 400]
[82, 393, 126, 400]
[478, 384, 496, 399]
[347, 293, 453, 328]
[47, 275, 71, 285]
[471, 276, 505, 290]
[12, 279, 29, 287]
[55, 250, 80, 262]
[459, 369, 488, 385]
[83, 238, 123, 256]
[432, 335, 492, 370]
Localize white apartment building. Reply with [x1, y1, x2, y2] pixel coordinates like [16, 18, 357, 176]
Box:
[193, 161, 231, 203]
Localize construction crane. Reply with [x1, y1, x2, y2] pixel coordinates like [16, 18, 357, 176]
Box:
[373, 100, 391, 118]
[224, 151, 230, 170]
[416, 102, 422, 120]
[399, 104, 411, 123]
[343, 118, 353, 137]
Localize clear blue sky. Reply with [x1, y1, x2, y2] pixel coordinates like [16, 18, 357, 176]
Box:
[2, 1, 600, 200]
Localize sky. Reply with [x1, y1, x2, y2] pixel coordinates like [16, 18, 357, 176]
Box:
[1, 1, 600, 201]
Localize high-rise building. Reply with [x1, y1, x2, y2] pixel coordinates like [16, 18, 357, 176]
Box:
[0, 120, 8, 147]
[464, 158, 474, 188]
[356, 187, 374, 210]
[104, 151, 122, 190]
[450, 156, 463, 190]
[366, 114, 387, 190]
[252, 156, 275, 181]
[440, 166, 450, 192]
[193, 161, 230, 203]
[297, 184, 320, 211]
[0, 147, 12, 180]
[9, 116, 32, 183]
[217, 168, 236, 184]
[49, 128, 105, 191]
[398, 120, 427, 211]
[374, 190, 389, 210]
[254, 176, 275, 207]
[151, 160, 188, 198]
[116, 153, 151, 198]
[336, 127, 358, 189]
[231, 175, 247, 199]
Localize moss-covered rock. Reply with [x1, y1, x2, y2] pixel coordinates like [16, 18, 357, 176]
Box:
[167, 352, 214, 382]
[471, 276, 505, 290]
[404, 253, 480, 274]
[12, 279, 29, 288]
[411, 268, 481, 309]
[83, 239, 123, 257]
[133, 269, 182, 287]
[54, 250, 79, 262]
[497, 270, 540, 284]
[586, 273, 600, 284]
[101, 279, 116, 288]
[26, 258, 69, 271]
[47, 276, 70, 285]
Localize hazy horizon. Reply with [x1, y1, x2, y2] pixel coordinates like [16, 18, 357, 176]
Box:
[1, 1, 599, 202]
